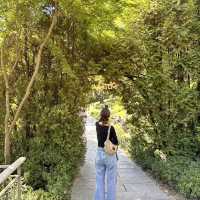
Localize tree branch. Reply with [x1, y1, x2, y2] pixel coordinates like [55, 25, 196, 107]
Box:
[12, 29, 22, 71]
[8, 13, 57, 134]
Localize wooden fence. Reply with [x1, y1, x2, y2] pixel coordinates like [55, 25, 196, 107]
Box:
[0, 157, 26, 200]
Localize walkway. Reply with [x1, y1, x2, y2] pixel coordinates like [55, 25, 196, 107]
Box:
[71, 116, 178, 200]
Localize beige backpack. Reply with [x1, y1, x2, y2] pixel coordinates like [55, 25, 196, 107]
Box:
[104, 125, 118, 155]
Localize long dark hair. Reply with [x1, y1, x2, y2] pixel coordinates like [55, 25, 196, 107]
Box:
[99, 105, 110, 123]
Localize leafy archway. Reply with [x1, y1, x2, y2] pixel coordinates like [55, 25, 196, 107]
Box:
[0, 0, 200, 199]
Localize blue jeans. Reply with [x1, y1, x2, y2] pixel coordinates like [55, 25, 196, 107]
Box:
[95, 147, 117, 200]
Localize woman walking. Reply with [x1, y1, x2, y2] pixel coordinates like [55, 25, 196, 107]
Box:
[95, 105, 119, 200]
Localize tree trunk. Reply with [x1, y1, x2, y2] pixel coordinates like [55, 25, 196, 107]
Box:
[1, 48, 11, 164]
[8, 14, 57, 134]
[1, 13, 57, 164]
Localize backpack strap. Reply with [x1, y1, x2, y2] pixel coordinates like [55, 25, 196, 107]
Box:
[106, 125, 111, 141]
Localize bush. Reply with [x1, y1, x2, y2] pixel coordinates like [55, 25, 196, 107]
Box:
[13, 105, 86, 199]
[132, 151, 200, 199]
[114, 124, 130, 149]
[178, 161, 200, 199]
[22, 186, 57, 200]
[88, 102, 101, 119]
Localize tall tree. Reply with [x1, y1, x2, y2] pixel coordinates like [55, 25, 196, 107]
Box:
[0, 1, 57, 163]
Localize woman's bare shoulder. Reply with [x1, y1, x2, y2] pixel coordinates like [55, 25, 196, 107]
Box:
[97, 121, 110, 127]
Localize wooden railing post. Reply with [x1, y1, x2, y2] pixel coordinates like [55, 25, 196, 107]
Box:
[0, 157, 26, 199]
[5, 190, 8, 200]
[17, 166, 21, 200]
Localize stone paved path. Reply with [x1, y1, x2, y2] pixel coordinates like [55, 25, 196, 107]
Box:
[71, 116, 177, 200]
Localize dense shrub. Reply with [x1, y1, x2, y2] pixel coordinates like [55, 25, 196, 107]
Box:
[12, 105, 86, 199]
[130, 147, 200, 200]
[178, 161, 200, 199]
[114, 124, 130, 149]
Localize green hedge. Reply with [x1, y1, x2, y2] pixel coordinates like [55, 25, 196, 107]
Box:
[12, 105, 86, 200]
[130, 150, 200, 199]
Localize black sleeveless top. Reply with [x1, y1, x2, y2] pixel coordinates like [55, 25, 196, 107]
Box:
[95, 121, 119, 148]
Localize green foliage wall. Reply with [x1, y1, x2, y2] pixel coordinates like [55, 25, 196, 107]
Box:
[1, 0, 200, 199]
[86, 0, 200, 198]
[118, 1, 200, 198]
[13, 106, 86, 199]
[0, 1, 90, 199]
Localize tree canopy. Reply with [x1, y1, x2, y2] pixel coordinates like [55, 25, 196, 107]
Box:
[0, 0, 200, 199]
